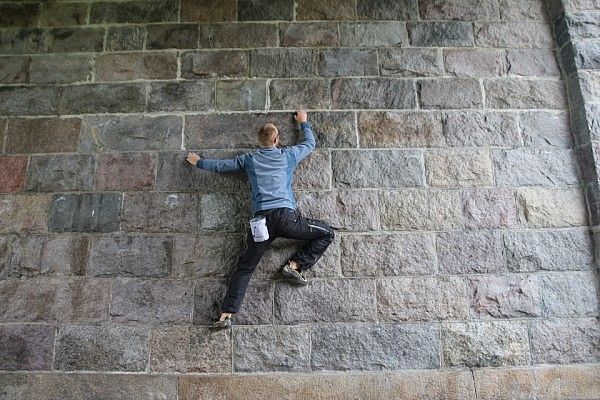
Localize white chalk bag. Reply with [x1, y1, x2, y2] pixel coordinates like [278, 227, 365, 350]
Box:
[249, 215, 269, 242]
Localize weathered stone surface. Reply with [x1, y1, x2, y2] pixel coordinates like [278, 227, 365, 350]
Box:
[408, 22, 474, 47]
[312, 323, 439, 371]
[200, 192, 251, 232]
[462, 188, 518, 229]
[437, 230, 506, 274]
[89, 235, 172, 277]
[1, 235, 88, 279]
[318, 48, 378, 77]
[275, 279, 375, 324]
[309, 111, 357, 148]
[146, 24, 199, 49]
[359, 111, 444, 148]
[379, 189, 461, 230]
[48, 193, 121, 233]
[0, 3, 41, 28]
[0, 324, 54, 371]
[234, 325, 310, 372]
[473, 368, 536, 400]
[506, 49, 560, 77]
[0, 156, 27, 193]
[341, 233, 436, 277]
[296, 0, 357, 20]
[182, 50, 249, 79]
[469, 275, 542, 318]
[26, 154, 95, 192]
[444, 49, 505, 77]
[357, 0, 418, 20]
[250, 49, 317, 78]
[536, 364, 600, 399]
[340, 22, 408, 47]
[420, 79, 483, 109]
[332, 78, 416, 109]
[0, 279, 109, 322]
[58, 83, 146, 115]
[499, 0, 548, 20]
[106, 26, 145, 51]
[0, 56, 29, 84]
[576, 70, 600, 105]
[90, 0, 178, 23]
[96, 53, 177, 81]
[419, 0, 500, 20]
[150, 325, 231, 373]
[378, 276, 468, 322]
[572, 103, 600, 145]
[0, 28, 47, 55]
[0, 194, 50, 234]
[238, 0, 293, 21]
[39, 2, 87, 27]
[530, 319, 600, 364]
[269, 79, 330, 109]
[46, 28, 104, 53]
[122, 192, 198, 233]
[80, 115, 182, 152]
[475, 22, 554, 48]
[504, 228, 594, 272]
[425, 149, 493, 187]
[493, 148, 579, 187]
[5, 117, 80, 154]
[54, 325, 149, 371]
[379, 48, 442, 77]
[192, 279, 227, 324]
[520, 111, 571, 147]
[293, 150, 331, 190]
[29, 54, 93, 84]
[95, 152, 156, 191]
[515, 188, 587, 228]
[442, 321, 530, 367]
[297, 190, 380, 231]
[540, 272, 599, 317]
[559, 11, 600, 41]
[173, 234, 243, 278]
[216, 79, 266, 111]
[181, 0, 236, 21]
[111, 279, 193, 324]
[0, 86, 60, 116]
[280, 22, 338, 47]
[198, 23, 279, 48]
[444, 111, 520, 147]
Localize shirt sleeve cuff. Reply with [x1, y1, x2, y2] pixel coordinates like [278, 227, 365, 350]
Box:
[300, 121, 311, 129]
[196, 159, 203, 169]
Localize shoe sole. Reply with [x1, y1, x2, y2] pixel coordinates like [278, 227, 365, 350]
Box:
[281, 265, 308, 286]
[209, 318, 231, 331]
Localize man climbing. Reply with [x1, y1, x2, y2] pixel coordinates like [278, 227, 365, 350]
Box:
[185, 110, 335, 331]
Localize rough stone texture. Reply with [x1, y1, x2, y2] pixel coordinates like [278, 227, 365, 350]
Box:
[535, 365, 600, 399]
[359, 111, 445, 148]
[48, 193, 122, 233]
[0, 56, 29, 84]
[106, 26, 145, 51]
[530, 319, 600, 364]
[379, 48, 442, 77]
[419, 78, 483, 109]
[425, 149, 493, 187]
[442, 321, 531, 367]
[197, 23, 279, 49]
[89, 235, 172, 277]
[473, 368, 537, 400]
[419, 0, 500, 20]
[146, 24, 199, 49]
[0, 156, 27, 193]
[181, 50, 249, 79]
[442, 111, 520, 147]
[462, 188, 519, 229]
[506, 49, 560, 77]
[519, 111, 572, 147]
[122, 192, 198, 233]
[311, 323, 439, 371]
[485, 79, 567, 109]
[90, 0, 178, 23]
[172, 234, 244, 278]
[26, 154, 95, 192]
[474, 22, 554, 47]
[0, 86, 60, 116]
[95, 152, 156, 191]
[96, 53, 178, 82]
[250, 49, 317, 78]
[280, 22, 338, 47]
[318, 48, 378, 77]
[437, 230, 506, 274]
[408, 22, 474, 47]
[293, 150, 332, 190]
[0, 324, 54, 371]
[540, 272, 599, 317]
[332, 78, 416, 109]
[340, 22, 408, 47]
[54, 325, 149, 372]
[217, 79, 266, 111]
[269, 79, 330, 109]
[46, 27, 105, 53]
[468, 275, 542, 318]
[148, 80, 214, 112]
[340, 233, 437, 277]
[444, 49, 505, 77]
[5, 117, 81, 154]
[296, 0, 357, 20]
[199, 192, 251, 233]
[29, 54, 93, 84]
[515, 188, 588, 228]
[0, 194, 51, 234]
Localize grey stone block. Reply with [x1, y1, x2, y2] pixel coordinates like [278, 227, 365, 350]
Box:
[0, 278, 109, 323]
[95, 152, 156, 191]
[150, 325, 231, 373]
[0, 3, 41, 28]
[468, 275, 542, 318]
[0, 86, 60, 116]
[181, 50, 248, 79]
[419, 79, 483, 109]
[146, 23, 199, 49]
[58, 83, 146, 115]
[425, 149, 493, 187]
[474, 21, 554, 48]
[172, 234, 244, 278]
[462, 188, 518, 229]
[309, 111, 357, 148]
[293, 150, 331, 190]
[198, 23, 279, 48]
[318, 48, 378, 77]
[358, 111, 444, 148]
[443, 111, 520, 147]
[520, 111, 572, 147]
[234, 326, 310, 372]
[378, 276, 468, 322]
[89, 235, 172, 277]
[340, 233, 436, 277]
[540, 272, 599, 317]
[0, 28, 47, 55]
[269, 79, 330, 110]
[296, 0, 357, 20]
[506, 49, 560, 77]
[238, 0, 293, 21]
[5, 117, 81, 154]
[106, 26, 145, 51]
[577, 70, 600, 105]
[332, 78, 416, 109]
[530, 319, 600, 364]
[111, 279, 194, 324]
[437, 230, 506, 274]
[122, 192, 198, 234]
[408, 22, 474, 47]
[515, 188, 587, 228]
[340, 22, 408, 47]
[54, 325, 149, 371]
[39, 3, 87, 27]
[419, 0, 500, 20]
[444, 49, 505, 78]
[379, 48, 442, 77]
[498, 0, 548, 21]
[26, 154, 95, 192]
[571, 103, 600, 145]
[560, 11, 600, 41]
[250, 49, 317, 78]
[485, 79, 566, 109]
[29, 54, 93, 84]
[80, 115, 182, 152]
[200, 192, 251, 233]
[311, 323, 440, 371]
[332, 149, 424, 189]
[504, 228, 594, 272]
[46, 27, 104, 53]
[181, 0, 236, 22]
[357, 0, 418, 20]
[90, 0, 178, 23]
[48, 193, 122, 233]
[151, 80, 214, 112]
[0, 324, 54, 371]
[192, 279, 227, 324]
[572, 40, 600, 71]
[280, 22, 338, 47]
[216, 79, 266, 111]
[0, 56, 29, 84]
[95, 53, 177, 82]
[379, 189, 461, 230]
[274, 279, 376, 324]
[0, 194, 51, 234]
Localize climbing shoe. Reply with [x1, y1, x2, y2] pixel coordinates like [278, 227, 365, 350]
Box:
[209, 315, 232, 331]
[281, 262, 308, 286]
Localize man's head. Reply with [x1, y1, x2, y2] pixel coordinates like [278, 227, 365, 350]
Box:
[258, 123, 279, 147]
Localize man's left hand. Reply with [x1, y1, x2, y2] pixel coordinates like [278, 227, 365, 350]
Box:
[186, 152, 201, 166]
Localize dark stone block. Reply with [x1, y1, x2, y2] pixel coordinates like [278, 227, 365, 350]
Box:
[0, 3, 41, 28]
[29, 54, 94, 84]
[192, 279, 228, 324]
[181, 50, 249, 79]
[122, 192, 198, 233]
[296, 0, 357, 20]
[198, 23, 279, 49]
[58, 83, 146, 115]
[0, 324, 54, 371]
[269, 79, 330, 109]
[280, 22, 338, 47]
[106, 26, 146, 51]
[317, 48, 378, 77]
[95, 53, 177, 81]
[331, 78, 416, 109]
[408, 22, 474, 47]
[0, 86, 60, 116]
[5, 117, 81, 154]
[250, 49, 318, 78]
[309, 111, 358, 148]
[181, 0, 236, 22]
[238, 0, 293, 21]
[419, 79, 483, 109]
[357, 0, 418, 20]
[148, 80, 214, 112]
[90, 0, 179, 23]
[47, 27, 104, 53]
[48, 193, 122, 233]
[0, 56, 30, 84]
[0, 28, 47, 54]
[380, 48, 443, 77]
[96, 152, 156, 191]
[39, 2, 88, 27]
[216, 79, 266, 111]
[146, 24, 199, 49]
[419, 0, 500, 20]
[0, 156, 28, 193]
[26, 154, 95, 192]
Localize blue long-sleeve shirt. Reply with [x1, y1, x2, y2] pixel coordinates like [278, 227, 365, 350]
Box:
[196, 121, 316, 213]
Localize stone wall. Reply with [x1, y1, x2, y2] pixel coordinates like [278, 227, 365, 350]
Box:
[0, 0, 599, 399]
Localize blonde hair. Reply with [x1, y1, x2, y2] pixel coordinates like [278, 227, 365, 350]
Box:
[258, 123, 278, 147]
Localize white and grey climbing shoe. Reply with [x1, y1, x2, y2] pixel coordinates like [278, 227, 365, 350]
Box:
[281, 262, 308, 286]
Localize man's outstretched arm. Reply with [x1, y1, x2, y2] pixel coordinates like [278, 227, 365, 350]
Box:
[186, 152, 245, 173]
[289, 110, 316, 163]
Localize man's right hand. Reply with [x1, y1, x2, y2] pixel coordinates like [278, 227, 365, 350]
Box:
[294, 110, 307, 123]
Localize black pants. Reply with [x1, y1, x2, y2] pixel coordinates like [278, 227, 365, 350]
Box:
[221, 207, 335, 314]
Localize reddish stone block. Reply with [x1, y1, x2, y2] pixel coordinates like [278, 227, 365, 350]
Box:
[95, 152, 156, 191]
[5, 118, 81, 154]
[0, 156, 27, 193]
